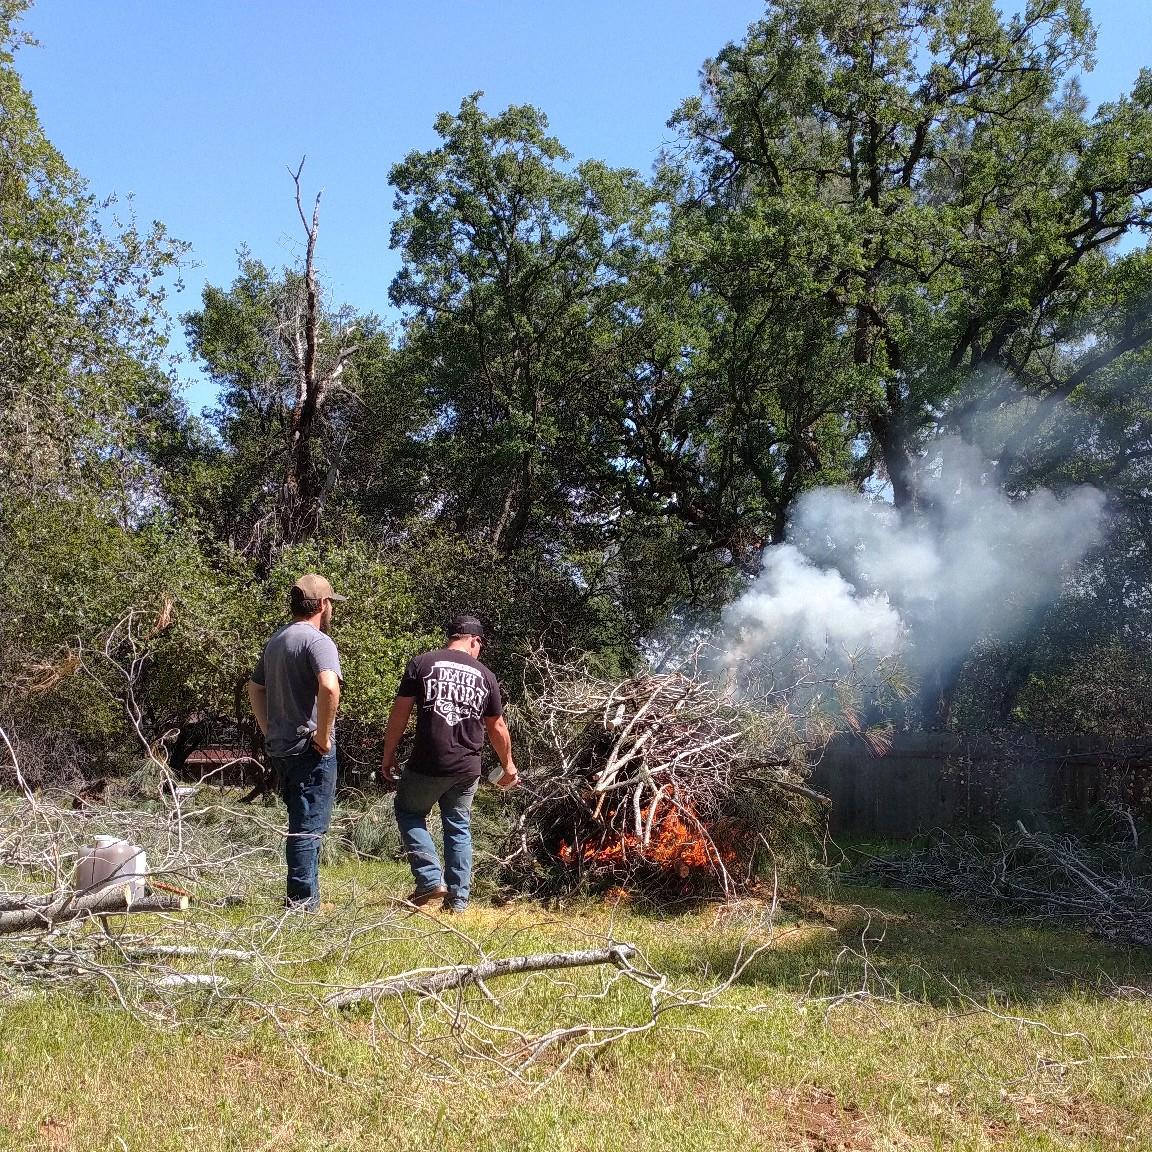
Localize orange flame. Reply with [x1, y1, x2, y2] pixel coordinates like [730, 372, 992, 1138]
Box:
[556, 806, 743, 884]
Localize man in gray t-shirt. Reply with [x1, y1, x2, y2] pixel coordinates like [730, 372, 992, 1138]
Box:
[252, 622, 343, 756]
[249, 574, 345, 910]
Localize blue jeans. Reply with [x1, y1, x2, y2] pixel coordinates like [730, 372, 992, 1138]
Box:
[394, 771, 480, 908]
[272, 745, 337, 909]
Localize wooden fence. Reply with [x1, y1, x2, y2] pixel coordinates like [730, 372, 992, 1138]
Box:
[809, 732, 1152, 838]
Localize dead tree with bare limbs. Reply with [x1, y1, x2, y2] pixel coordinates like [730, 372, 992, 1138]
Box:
[279, 159, 358, 545]
[180, 163, 364, 565]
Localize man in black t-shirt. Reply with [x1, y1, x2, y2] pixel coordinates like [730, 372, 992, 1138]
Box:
[380, 614, 517, 911]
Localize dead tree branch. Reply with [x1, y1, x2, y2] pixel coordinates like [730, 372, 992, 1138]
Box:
[499, 650, 831, 900]
[279, 158, 358, 544]
[326, 944, 638, 1008]
[852, 823, 1152, 947]
[0, 886, 188, 935]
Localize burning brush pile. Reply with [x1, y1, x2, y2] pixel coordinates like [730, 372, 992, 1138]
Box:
[498, 656, 833, 902]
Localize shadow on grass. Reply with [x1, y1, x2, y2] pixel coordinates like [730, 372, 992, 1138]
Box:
[638, 879, 1150, 1009]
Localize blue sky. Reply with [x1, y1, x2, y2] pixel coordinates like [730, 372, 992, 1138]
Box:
[15, 1, 1150, 414]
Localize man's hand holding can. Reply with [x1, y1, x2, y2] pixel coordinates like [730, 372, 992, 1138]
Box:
[488, 763, 518, 790]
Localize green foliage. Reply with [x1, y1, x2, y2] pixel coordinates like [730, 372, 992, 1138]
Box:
[654, 0, 1152, 725]
[667, 0, 1152, 506]
[0, 496, 248, 740]
[180, 254, 363, 560]
[0, 4, 200, 766]
[5, 0, 1152, 762]
[0, 498, 439, 770]
[388, 94, 657, 566]
[0, 2, 187, 509]
[381, 94, 724, 667]
[1011, 641, 1152, 736]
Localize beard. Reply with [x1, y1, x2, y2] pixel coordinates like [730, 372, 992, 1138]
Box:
[320, 602, 334, 634]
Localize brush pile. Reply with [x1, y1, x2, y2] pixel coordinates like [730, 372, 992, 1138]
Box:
[499, 655, 832, 901]
[854, 823, 1152, 947]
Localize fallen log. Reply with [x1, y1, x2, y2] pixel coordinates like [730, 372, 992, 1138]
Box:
[120, 944, 256, 962]
[0, 885, 192, 912]
[154, 973, 226, 989]
[0, 893, 56, 912]
[326, 944, 638, 1009]
[0, 886, 188, 935]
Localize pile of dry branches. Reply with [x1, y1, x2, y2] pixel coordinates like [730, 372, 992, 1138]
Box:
[498, 653, 833, 901]
[853, 822, 1152, 947]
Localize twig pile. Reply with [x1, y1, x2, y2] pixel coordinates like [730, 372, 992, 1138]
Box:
[500, 655, 829, 900]
[0, 793, 282, 911]
[0, 788, 785, 1088]
[853, 823, 1152, 948]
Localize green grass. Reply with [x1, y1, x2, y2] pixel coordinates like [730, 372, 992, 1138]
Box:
[1, 858, 1149, 1152]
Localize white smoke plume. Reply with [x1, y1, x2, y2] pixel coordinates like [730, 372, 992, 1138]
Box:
[722, 439, 1106, 677]
[723, 545, 904, 666]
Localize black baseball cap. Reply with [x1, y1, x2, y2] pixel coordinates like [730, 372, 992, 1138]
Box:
[446, 613, 485, 639]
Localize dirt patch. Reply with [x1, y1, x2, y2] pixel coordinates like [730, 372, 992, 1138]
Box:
[985, 1090, 1139, 1146]
[776, 1086, 875, 1152]
[37, 1116, 74, 1152]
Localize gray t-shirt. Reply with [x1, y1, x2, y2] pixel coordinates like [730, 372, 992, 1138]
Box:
[252, 623, 343, 757]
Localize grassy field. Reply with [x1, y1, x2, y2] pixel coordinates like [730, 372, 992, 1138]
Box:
[0, 855, 1148, 1152]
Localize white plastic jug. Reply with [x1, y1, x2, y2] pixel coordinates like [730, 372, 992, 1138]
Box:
[73, 835, 148, 901]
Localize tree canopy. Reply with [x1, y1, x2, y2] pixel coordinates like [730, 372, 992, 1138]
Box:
[4, 0, 1152, 775]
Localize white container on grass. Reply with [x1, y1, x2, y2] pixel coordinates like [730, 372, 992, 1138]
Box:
[73, 835, 149, 901]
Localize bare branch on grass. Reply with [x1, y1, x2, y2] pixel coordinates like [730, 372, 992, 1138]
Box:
[852, 823, 1152, 948]
[325, 944, 639, 1008]
[0, 791, 789, 1087]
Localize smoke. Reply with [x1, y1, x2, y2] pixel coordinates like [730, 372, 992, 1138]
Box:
[722, 439, 1106, 678]
[723, 545, 904, 666]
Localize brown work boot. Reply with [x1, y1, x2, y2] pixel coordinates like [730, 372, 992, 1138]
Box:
[406, 884, 447, 908]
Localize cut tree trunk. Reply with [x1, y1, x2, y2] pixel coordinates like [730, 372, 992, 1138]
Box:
[0, 886, 188, 935]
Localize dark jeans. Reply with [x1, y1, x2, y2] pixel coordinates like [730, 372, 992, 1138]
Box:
[272, 745, 337, 910]
[394, 771, 480, 909]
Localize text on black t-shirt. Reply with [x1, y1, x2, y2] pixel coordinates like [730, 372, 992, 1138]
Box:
[397, 648, 503, 778]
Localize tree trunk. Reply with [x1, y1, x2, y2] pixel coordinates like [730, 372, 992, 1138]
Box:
[869, 407, 918, 509]
[914, 653, 967, 731]
[278, 160, 356, 547]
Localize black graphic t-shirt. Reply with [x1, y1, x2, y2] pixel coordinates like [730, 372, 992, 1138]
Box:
[397, 648, 503, 778]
